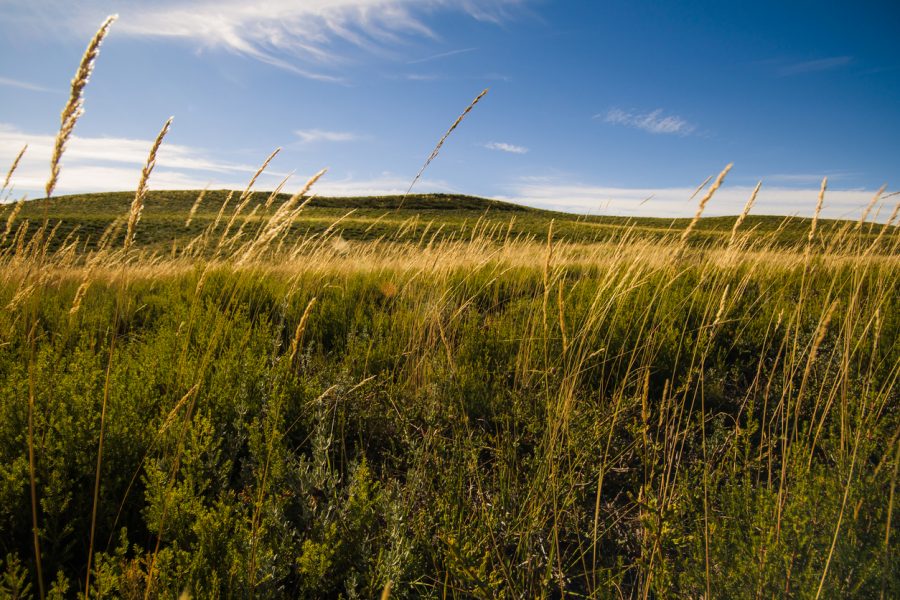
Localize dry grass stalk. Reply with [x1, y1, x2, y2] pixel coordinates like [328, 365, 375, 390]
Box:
[264, 172, 293, 209]
[690, 174, 714, 201]
[729, 181, 761, 245]
[220, 149, 281, 246]
[681, 163, 733, 242]
[158, 384, 201, 436]
[125, 117, 172, 250]
[542, 220, 554, 329]
[557, 279, 569, 354]
[713, 284, 729, 327]
[402, 88, 489, 204]
[863, 200, 900, 256]
[184, 187, 208, 227]
[856, 184, 885, 229]
[96, 215, 125, 253]
[808, 177, 827, 245]
[45, 15, 117, 199]
[2, 144, 27, 192]
[239, 169, 326, 264]
[194, 264, 210, 297]
[290, 297, 317, 362]
[211, 191, 235, 233]
[241, 148, 280, 202]
[69, 267, 95, 315]
[1, 198, 25, 245]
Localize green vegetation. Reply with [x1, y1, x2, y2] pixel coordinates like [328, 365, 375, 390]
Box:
[0, 187, 898, 597]
[5, 190, 873, 254]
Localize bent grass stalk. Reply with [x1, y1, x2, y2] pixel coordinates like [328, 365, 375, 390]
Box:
[681, 163, 733, 243]
[125, 117, 173, 250]
[401, 88, 488, 207]
[2, 144, 27, 193]
[45, 15, 117, 200]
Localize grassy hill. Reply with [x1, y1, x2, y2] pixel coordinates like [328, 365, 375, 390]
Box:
[2, 189, 881, 254]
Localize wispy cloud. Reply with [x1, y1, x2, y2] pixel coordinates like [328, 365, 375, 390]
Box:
[0, 123, 280, 195]
[598, 108, 695, 135]
[295, 128, 361, 143]
[777, 56, 852, 76]
[0, 123, 452, 198]
[0, 76, 56, 93]
[484, 141, 527, 154]
[507, 178, 884, 220]
[20, 0, 524, 82]
[761, 172, 854, 186]
[315, 173, 452, 196]
[408, 47, 477, 64]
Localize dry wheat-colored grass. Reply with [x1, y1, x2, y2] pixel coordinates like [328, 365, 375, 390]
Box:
[402, 88, 489, 205]
[681, 163, 733, 242]
[45, 14, 117, 200]
[126, 117, 172, 250]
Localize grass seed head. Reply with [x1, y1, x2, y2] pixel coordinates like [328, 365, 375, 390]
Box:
[45, 14, 117, 199]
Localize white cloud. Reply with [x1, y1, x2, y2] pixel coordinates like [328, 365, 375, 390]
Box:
[12, 1, 524, 81]
[507, 179, 890, 221]
[0, 123, 286, 195]
[484, 141, 527, 154]
[600, 108, 695, 136]
[0, 76, 57, 93]
[761, 173, 854, 186]
[295, 128, 361, 143]
[0, 123, 454, 199]
[315, 173, 452, 196]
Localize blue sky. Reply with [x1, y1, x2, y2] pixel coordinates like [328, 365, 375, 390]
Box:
[1, 0, 898, 219]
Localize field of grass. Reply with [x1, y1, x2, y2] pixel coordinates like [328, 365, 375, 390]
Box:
[1, 16, 899, 599]
[0, 181, 898, 598]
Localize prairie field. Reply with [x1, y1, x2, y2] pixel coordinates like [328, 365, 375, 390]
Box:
[0, 182, 898, 598]
[1, 11, 900, 600]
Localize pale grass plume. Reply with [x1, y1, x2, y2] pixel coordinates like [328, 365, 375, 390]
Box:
[557, 279, 568, 354]
[863, 200, 900, 256]
[96, 214, 125, 253]
[542, 219, 554, 330]
[681, 163, 733, 242]
[220, 148, 282, 246]
[290, 297, 317, 362]
[264, 172, 293, 209]
[185, 187, 208, 227]
[241, 148, 280, 203]
[808, 176, 827, 244]
[729, 181, 761, 245]
[3, 145, 27, 193]
[194, 264, 210, 297]
[690, 174, 714, 201]
[713, 284, 729, 327]
[158, 384, 200, 436]
[2, 198, 25, 246]
[856, 184, 885, 229]
[46, 14, 117, 199]
[126, 117, 173, 250]
[403, 88, 489, 205]
[240, 168, 326, 264]
[69, 267, 95, 315]
[211, 191, 235, 233]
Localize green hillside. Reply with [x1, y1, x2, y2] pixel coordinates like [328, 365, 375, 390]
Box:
[2, 190, 880, 254]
